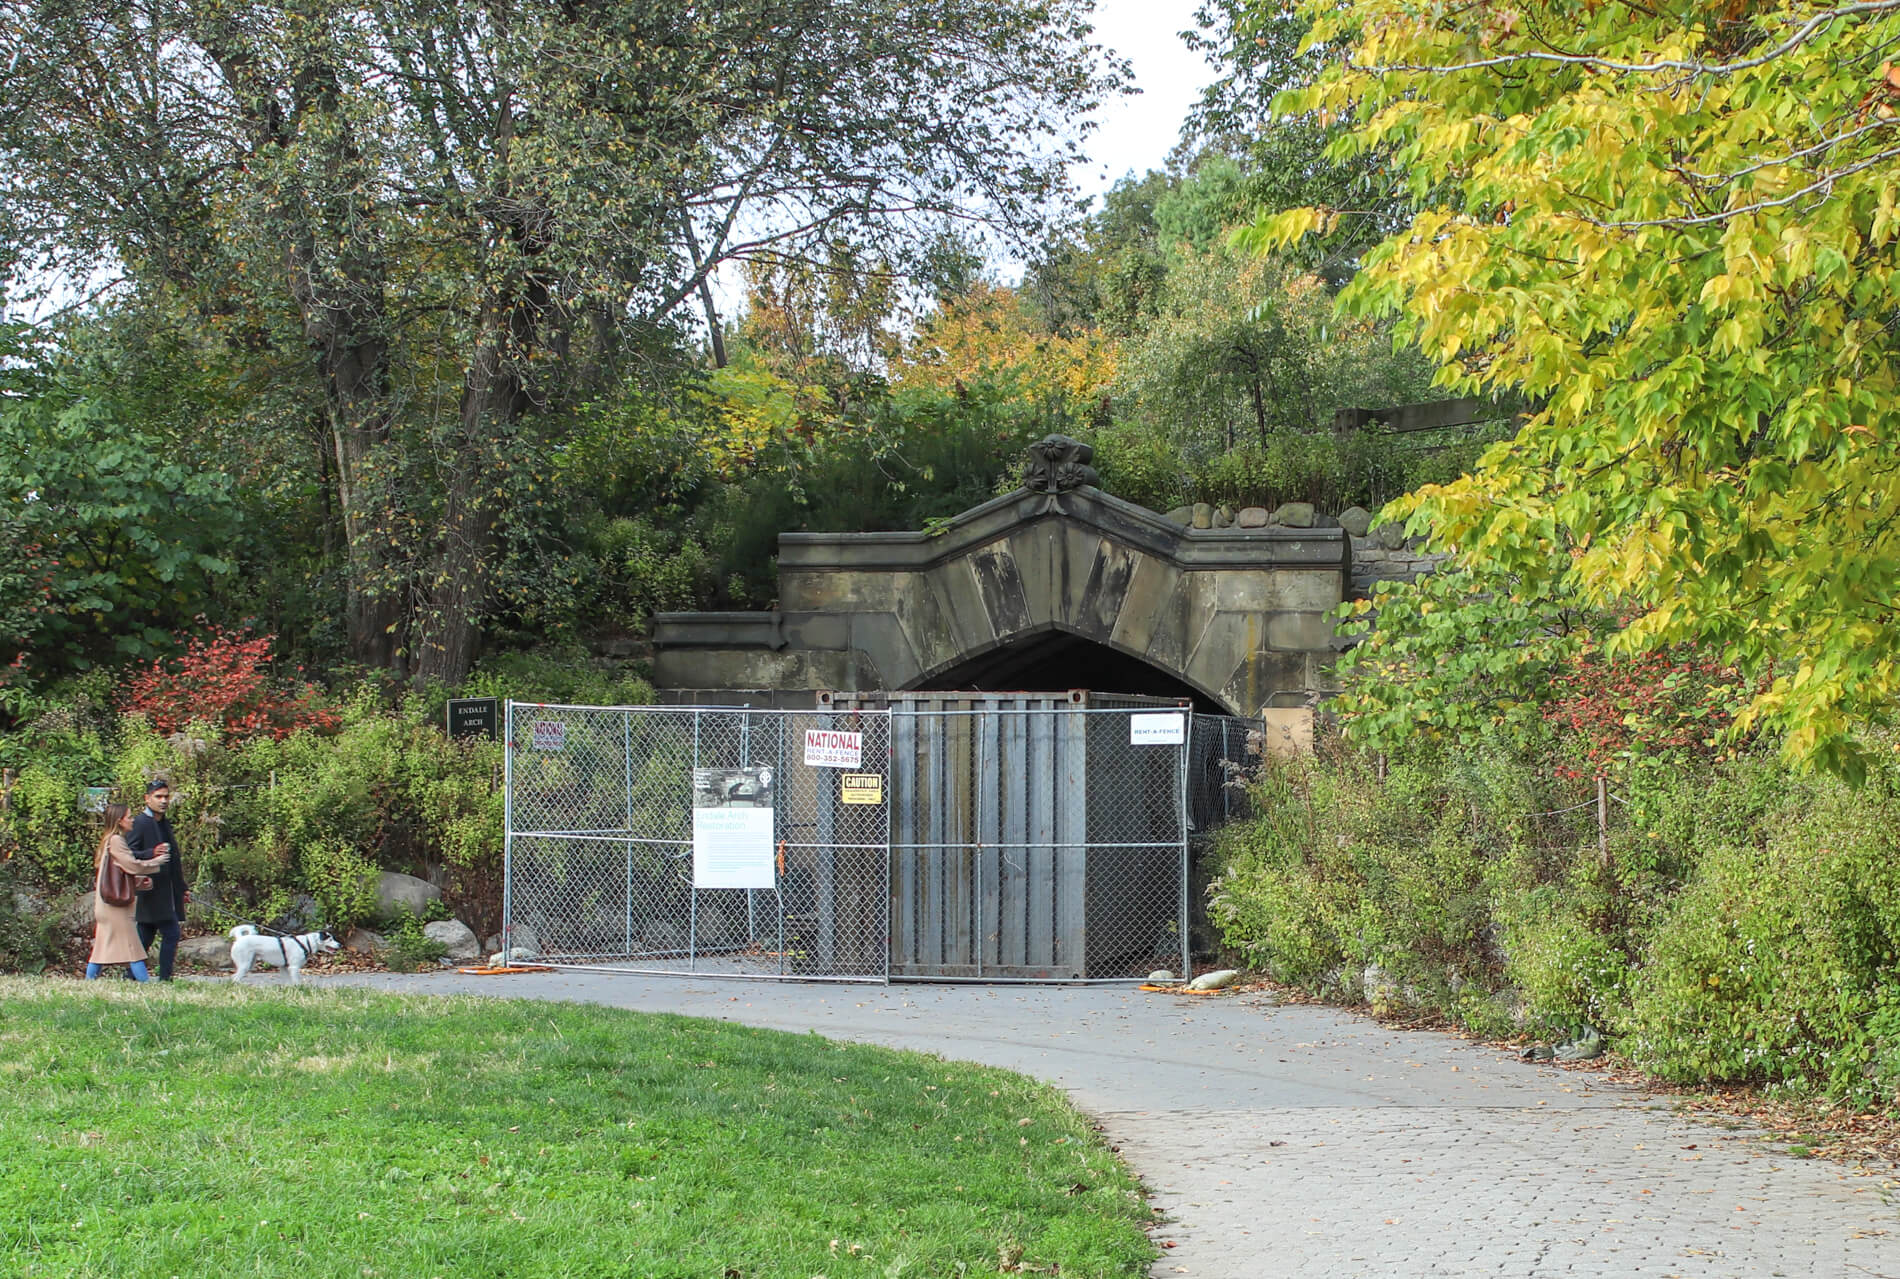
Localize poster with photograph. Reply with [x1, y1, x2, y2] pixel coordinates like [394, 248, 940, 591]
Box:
[692, 766, 776, 890]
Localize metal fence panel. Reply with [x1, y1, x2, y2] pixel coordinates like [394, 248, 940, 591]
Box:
[504, 703, 891, 982]
[504, 697, 1261, 985]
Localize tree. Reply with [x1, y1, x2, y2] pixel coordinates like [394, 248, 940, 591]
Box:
[1115, 247, 1434, 456]
[1249, 0, 1900, 770]
[1183, 0, 1414, 276]
[894, 283, 1119, 421]
[1, 0, 1124, 684]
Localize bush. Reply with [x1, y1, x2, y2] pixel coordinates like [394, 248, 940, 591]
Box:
[0, 762, 97, 884]
[0, 859, 63, 972]
[385, 907, 449, 973]
[122, 627, 339, 741]
[1206, 736, 1900, 1104]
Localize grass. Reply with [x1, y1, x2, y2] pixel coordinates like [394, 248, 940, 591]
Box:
[0, 979, 1155, 1278]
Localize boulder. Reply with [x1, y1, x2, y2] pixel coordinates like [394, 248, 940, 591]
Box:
[488, 947, 544, 967]
[1190, 502, 1214, 530]
[1269, 501, 1316, 528]
[1164, 505, 1195, 526]
[59, 891, 96, 936]
[373, 871, 441, 924]
[1554, 1026, 1605, 1061]
[1364, 963, 1403, 1012]
[423, 919, 481, 962]
[343, 927, 388, 955]
[1146, 969, 1176, 983]
[1214, 505, 1235, 529]
[1235, 506, 1270, 529]
[1187, 968, 1240, 991]
[1337, 505, 1374, 537]
[1374, 520, 1407, 550]
[177, 935, 235, 970]
[270, 893, 322, 933]
[505, 923, 542, 955]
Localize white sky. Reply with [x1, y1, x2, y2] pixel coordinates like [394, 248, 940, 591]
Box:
[1076, 1, 1218, 200]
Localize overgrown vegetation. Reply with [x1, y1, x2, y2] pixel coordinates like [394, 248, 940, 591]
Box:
[1211, 741, 1900, 1105]
[0, 982, 1156, 1278]
[0, 646, 649, 936]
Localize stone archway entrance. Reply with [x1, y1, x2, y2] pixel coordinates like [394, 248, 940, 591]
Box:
[652, 440, 1352, 717]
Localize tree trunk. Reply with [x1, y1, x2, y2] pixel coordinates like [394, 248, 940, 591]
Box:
[200, 16, 408, 673]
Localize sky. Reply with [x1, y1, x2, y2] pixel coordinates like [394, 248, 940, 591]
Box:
[1074, 1, 1219, 201]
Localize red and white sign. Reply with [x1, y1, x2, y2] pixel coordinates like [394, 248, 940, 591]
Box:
[802, 728, 862, 768]
[532, 720, 566, 752]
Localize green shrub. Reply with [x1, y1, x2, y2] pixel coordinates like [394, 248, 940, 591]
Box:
[385, 907, 449, 973]
[1, 763, 95, 884]
[1206, 737, 1900, 1104]
[298, 839, 380, 933]
[0, 860, 64, 973]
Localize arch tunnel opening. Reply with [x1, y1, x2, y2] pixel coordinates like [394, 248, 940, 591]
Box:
[908, 629, 1227, 713]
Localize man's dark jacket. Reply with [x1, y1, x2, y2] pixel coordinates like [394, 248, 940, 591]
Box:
[127, 808, 185, 924]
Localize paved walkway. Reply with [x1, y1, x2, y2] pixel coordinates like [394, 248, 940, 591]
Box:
[320, 970, 1899, 1278]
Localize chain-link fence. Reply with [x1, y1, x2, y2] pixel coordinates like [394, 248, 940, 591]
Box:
[505, 698, 1261, 984]
[504, 704, 892, 981]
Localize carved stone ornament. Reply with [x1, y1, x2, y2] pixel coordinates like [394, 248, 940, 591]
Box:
[1022, 434, 1100, 494]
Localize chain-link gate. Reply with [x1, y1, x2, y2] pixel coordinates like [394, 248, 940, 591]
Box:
[504, 698, 1260, 984]
[504, 704, 892, 981]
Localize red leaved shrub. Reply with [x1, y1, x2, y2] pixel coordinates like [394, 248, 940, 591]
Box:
[122, 627, 339, 740]
[1543, 645, 1752, 780]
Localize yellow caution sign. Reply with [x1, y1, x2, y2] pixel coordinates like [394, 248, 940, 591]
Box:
[840, 773, 884, 805]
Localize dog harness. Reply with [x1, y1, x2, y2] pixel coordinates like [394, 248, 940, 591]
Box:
[275, 934, 314, 965]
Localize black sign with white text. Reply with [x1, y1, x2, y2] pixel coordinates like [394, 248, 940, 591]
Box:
[446, 697, 500, 741]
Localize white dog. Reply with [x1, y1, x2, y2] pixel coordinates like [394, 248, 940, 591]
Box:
[228, 924, 341, 983]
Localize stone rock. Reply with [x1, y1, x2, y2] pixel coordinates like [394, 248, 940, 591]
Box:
[1337, 506, 1373, 537]
[1235, 506, 1270, 529]
[1554, 1026, 1605, 1061]
[1146, 969, 1176, 983]
[269, 893, 321, 932]
[1190, 502, 1214, 530]
[488, 947, 544, 967]
[1484, 987, 1529, 1028]
[177, 935, 235, 970]
[60, 891, 96, 936]
[1187, 968, 1240, 991]
[1374, 520, 1407, 550]
[1214, 505, 1235, 529]
[1364, 962, 1402, 1011]
[423, 919, 481, 962]
[1164, 505, 1195, 526]
[1270, 501, 1315, 528]
[344, 927, 388, 955]
[503, 923, 541, 955]
[373, 871, 442, 924]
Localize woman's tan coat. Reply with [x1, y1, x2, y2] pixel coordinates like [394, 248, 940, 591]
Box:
[89, 834, 150, 965]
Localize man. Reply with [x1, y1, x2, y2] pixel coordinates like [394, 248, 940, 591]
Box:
[127, 778, 186, 980]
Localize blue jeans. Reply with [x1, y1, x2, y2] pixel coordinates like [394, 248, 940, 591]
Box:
[89, 961, 151, 981]
[136, 919, 181, 980]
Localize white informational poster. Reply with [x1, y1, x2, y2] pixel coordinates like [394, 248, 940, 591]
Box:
[691, 764, 776, 889]
[532, 720, 566, 751]
[692, 807, 777, 889]
[803, 728, 863, 768]
[1129, 711, 1187, 745]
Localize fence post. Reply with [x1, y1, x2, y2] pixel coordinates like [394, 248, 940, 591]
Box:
[1596, 775, 1610, 870]
[501, 701, 514, 961]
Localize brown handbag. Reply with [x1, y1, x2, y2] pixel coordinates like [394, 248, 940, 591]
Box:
[99, 855, 136, 908]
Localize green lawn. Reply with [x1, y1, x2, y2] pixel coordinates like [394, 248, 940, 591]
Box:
[0, 979, 1155, 1278]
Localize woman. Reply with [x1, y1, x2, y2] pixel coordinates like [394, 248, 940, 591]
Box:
[87, 802, 170, 981]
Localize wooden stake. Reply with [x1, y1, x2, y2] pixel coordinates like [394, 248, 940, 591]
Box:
[1597, 775, 1610, 869]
